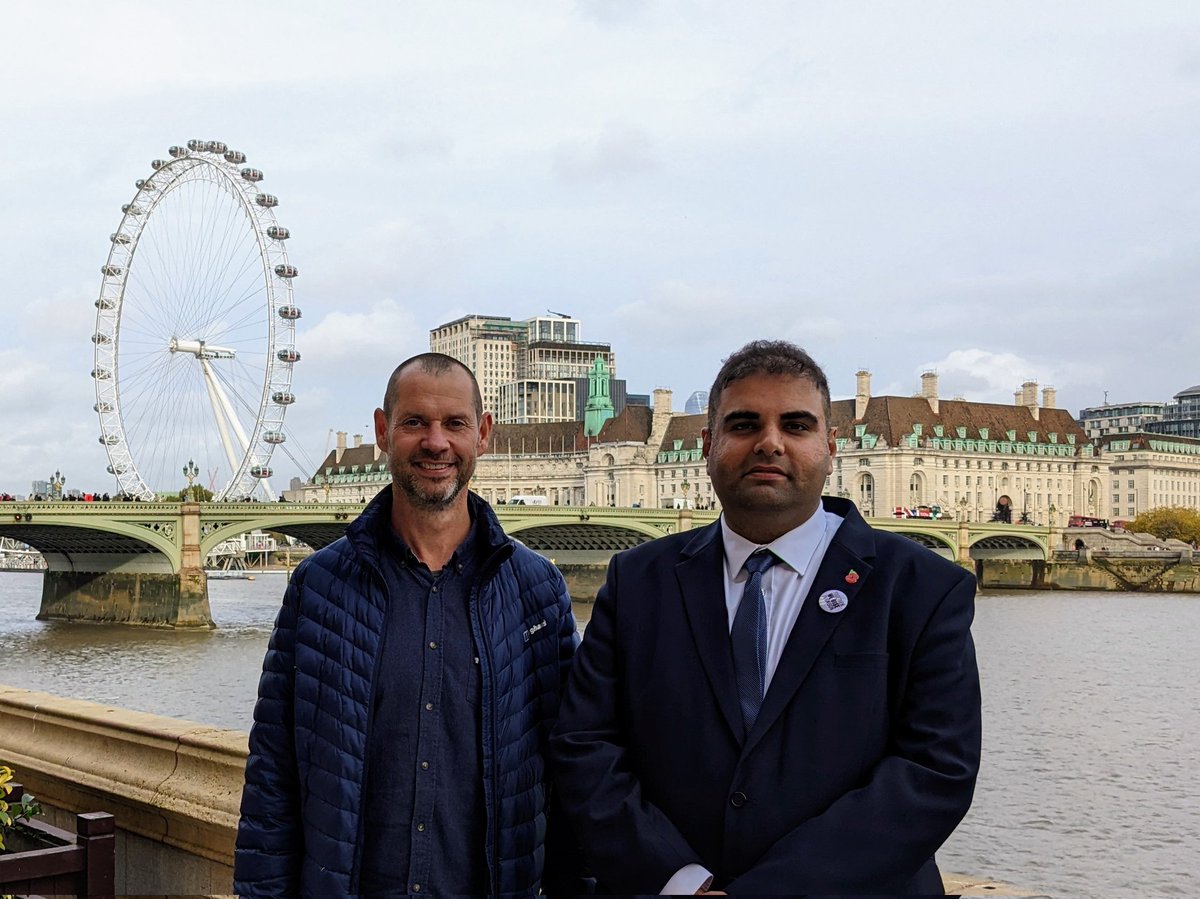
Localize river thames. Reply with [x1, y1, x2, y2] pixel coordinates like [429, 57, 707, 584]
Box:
[0, 570, 1195, 896]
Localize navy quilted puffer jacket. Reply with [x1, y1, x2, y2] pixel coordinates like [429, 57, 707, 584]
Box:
[234, 488, 579, 898]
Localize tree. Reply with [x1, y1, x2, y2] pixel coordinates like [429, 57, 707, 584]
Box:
[1127, 506, 1200, 544]
[178, 484, 215, 502]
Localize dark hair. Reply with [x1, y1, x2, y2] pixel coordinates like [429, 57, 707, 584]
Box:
[382, 353, 484, 419]
[707, 340, 832, 432]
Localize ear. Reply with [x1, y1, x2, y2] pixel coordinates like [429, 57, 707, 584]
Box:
[826, 426, 837, 474]
[701, 427, 712, 459]
[373, 408, 390, 454]
[477, 411, 494, 455]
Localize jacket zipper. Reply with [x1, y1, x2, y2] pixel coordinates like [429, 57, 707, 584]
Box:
[471, 539, 513, 898]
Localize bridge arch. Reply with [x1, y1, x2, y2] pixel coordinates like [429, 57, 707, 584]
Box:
[0, 516, 181, 569]
[895, 529, 956, 558]
[506, 521, 662, 553]
[199, 512, 355, 558]
[969, 533, 1048, 561]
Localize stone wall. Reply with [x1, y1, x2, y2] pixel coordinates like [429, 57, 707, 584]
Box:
[0, 686, 243, 895]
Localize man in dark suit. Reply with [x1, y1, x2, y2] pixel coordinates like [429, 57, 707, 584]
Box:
[550, 340, 981, 894]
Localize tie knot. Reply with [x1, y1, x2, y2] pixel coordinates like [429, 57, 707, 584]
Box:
[743, 550, 778, 577]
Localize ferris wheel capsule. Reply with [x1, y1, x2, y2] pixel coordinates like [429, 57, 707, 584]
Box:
[267, 225, 289, 240]
[274, 264, 298, 279]
[169, 146, 187, 158]
[122, 204, 143, 215]
[206, 140, 228, 154]
[224, 149, 246, 164]
[92, 367, 112, 380]
[272, 391, 296, 405]
[95, 297, 115, 309]
[277, 347, 300, 362]
[256, 194, 278, 208]
[99, 434, 120, 445]
[250, 465, 273, 478]
[263, 430, 286, 444]
[241, 168, 264, 182]
[101, 264, 123, 276]
[278, 305, 301, 320]
[187, 139, 205, 151]
[151, 159, 169, 170]
[91, 333, 112, 345]
[94, 401, 114, 413]
[111, 233, 130, 245]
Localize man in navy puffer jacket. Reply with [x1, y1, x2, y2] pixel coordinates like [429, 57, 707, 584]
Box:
[235, 353, 580, 898]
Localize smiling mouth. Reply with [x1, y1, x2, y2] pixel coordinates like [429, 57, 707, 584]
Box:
[413, 459, 456, 474]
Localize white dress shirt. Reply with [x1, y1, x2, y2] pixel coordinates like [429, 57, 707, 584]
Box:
[660, 503, 845, 896]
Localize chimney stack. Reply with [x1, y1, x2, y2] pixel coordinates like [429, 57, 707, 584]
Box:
[855, 370, 871, 420]
[1021, 381, 1039, 421]
[335, 430, 347, 463]
[353, 433, 363, 448]
[921, 370, 939, 414]
[1042, 386, 1056, 409]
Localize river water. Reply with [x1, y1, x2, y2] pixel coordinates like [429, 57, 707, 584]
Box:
[0, 571, 1195, 896]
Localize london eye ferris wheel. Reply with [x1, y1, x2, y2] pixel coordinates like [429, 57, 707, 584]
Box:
[92, 140, 302, 501]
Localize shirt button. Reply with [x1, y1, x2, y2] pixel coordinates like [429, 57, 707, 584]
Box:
[413, 884, 421, 892]
[431, 586, 439, 593]
[421, 760, 430, 769]
[730, 791, 748, 808]
[425, 702, 433, 711]
[417, 823, 425, 832]
[429, 640, 438, 649]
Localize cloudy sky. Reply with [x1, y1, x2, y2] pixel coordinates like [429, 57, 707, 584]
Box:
[3, 0, 1198, 496]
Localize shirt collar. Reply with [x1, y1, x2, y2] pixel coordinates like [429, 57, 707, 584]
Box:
[720, 501, 828, 577]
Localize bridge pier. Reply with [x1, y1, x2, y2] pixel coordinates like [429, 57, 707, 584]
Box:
[38, 567, 214, 629]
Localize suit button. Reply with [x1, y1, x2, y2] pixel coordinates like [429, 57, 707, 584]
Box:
[730, 791, 748, 808]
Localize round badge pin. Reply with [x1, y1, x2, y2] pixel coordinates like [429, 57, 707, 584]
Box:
[818, 589, 849, 614]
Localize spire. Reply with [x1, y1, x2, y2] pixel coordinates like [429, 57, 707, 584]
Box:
[584, 356, 614, 437]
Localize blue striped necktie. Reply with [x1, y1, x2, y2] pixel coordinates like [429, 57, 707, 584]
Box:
[731, 549, 778, 734]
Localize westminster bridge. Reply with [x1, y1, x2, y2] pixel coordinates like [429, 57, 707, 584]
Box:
[0, 500, 1053, 627]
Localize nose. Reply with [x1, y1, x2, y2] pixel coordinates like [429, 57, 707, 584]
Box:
[422, 423, 452, 453]
[754, 423, 785, 456]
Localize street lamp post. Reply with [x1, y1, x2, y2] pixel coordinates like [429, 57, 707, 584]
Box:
[49, 470, 65, 500]
[182, 459, 199, 502]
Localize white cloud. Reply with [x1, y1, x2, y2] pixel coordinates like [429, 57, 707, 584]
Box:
[554, 122, 657, 184]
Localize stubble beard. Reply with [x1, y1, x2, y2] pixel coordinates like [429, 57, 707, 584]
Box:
[393, 456, 472, 510]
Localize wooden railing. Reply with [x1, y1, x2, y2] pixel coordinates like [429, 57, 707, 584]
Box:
[0, 783, 114, 899]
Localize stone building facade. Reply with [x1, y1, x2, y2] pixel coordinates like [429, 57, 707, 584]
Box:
[1099, 432, 1200, 521]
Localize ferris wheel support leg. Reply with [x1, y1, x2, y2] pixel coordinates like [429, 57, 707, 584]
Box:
[201, 359, 244, 491]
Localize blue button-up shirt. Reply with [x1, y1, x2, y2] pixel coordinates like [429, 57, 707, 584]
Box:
[358, 513, 486, 897]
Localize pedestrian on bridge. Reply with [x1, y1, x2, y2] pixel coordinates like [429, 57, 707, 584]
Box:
[235, 352, 581, 898]
[551, 339, 981, 894]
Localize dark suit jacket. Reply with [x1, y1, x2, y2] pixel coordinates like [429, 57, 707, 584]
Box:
[550, 497, 981, 894]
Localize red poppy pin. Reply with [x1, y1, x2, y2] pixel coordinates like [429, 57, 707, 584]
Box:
[845, 570, 860, 585]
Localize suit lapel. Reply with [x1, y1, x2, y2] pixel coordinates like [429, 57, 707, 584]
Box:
[745, 504, 875, 754]
[675, 524, 746, 744]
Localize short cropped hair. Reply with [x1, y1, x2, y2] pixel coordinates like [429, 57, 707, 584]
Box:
[707, 340, 832, 433]
[382, 353, 484, 420]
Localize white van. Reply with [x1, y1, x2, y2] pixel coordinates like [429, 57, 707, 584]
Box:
[509, 495, 549, 506]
